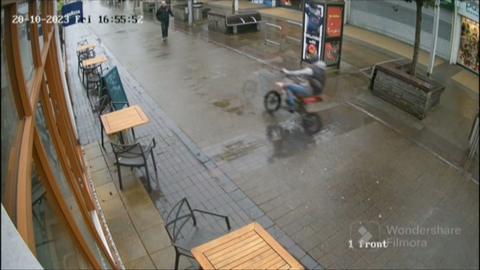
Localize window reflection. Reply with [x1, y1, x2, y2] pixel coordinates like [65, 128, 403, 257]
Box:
[35, 102, 111, 269]
[18, 1, 34, 86]
[36, 0, 43, 51]
[31, 163, 91, 269]
[1, 8, 21, 222]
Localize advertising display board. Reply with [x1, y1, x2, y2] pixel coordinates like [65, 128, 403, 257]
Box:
[326, 6, 342, 38]
[301, 1, 344, 68]
[302, 0, 324, 63]
[324, 40, 341, 65]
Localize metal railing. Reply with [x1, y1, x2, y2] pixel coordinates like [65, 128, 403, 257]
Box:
[263, 20, 303, 51]
[264, 22, 282, 47]
[284, 20, 302, 44]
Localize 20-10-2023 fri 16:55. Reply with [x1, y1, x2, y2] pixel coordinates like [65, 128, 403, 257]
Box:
[11, 15, 144, 24]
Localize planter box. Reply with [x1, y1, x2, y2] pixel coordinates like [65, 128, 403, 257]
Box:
[370, 63, 445, 120]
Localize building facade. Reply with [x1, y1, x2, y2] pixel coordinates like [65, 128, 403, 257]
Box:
[1, 0, 120, 268]
[345, 0, 479, 74]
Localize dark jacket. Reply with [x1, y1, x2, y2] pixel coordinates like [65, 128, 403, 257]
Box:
[309, 65, 326, 95]
[156, 6, 174, 22]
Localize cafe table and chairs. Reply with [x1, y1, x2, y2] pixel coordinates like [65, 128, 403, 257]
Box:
[76, 42, 96, 79]
[192, 222, 304, 270]
[81, 55, 108, 84]
[100, 105, 149, 148]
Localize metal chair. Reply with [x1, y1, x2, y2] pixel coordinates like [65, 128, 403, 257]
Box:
[77, 40, 96, 83]
[165, 198, 231, 270]
[110, 138, 158, 191]
[86, 65, 103, 110]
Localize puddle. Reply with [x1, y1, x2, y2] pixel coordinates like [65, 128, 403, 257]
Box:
[213, 99, 231, 108]
[213, 138, 264, 162]
[226, 105, 244, 115]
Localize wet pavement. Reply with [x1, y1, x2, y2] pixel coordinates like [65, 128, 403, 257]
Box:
[67, 1, 478, 269]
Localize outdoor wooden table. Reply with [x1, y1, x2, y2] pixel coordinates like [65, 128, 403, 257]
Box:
[82, 55, 108, 69]
[191, 222, 304, 270]
[76, 43, 96, 53]
[101, 105, 149, 136]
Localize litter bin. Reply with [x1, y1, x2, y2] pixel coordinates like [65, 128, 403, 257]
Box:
[193, 2, 203, 21]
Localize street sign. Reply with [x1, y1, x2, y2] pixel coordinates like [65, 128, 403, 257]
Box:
[61, 1, 83, 27]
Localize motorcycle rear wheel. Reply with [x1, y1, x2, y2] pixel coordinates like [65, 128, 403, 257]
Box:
[302, 113, 322, 135]
[264, 91, 281, 113]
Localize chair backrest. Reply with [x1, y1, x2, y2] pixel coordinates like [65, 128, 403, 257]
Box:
[102, 66, 129, 111]
[165, 198, 196, 242]
[110, 142, 144, 158]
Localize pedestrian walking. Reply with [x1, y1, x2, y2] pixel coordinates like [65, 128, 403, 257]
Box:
[156, 1, 174, 41]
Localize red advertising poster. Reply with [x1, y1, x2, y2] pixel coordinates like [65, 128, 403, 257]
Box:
[326, 6, 343, 38]
[324, 41, 340, 65]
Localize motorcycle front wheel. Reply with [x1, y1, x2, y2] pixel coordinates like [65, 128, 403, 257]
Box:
[264, 91, 281, 113]
[302, 113, 322, 135]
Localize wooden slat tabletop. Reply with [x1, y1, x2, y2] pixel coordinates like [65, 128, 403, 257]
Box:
[192, 223, 304, 270]
[82, 55, 108, 68]
[100, 105, 150, 135]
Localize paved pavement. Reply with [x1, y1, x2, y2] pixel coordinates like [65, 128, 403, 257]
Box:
[67, 1, 478, 269]
[65, 8, 320, 270]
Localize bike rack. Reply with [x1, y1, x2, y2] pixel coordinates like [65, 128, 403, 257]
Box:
[264, 22, 282, 47]
[284, 20, 302, 44]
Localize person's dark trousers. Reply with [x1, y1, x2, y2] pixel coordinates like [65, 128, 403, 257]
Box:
[161, 20, 169, 38]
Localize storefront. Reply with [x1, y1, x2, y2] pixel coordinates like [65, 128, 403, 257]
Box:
[277, 0, 303, 10]
[451, 1, 479, 74]
[1, 1, 120, 269]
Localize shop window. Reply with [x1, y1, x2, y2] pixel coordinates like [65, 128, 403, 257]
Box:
[35, 102, 111, 269]
[31, 163, 91, 269]
[457, 17, 479, 74]
[17, 1, 35, 88]
[1, 8, 22, 222]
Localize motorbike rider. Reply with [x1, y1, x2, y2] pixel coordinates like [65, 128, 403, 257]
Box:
[281, 60, 326, 111]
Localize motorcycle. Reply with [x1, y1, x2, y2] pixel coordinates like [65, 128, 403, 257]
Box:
[263, 74, 323, 135]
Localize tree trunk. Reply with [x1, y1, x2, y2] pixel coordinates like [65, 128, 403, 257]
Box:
[409, 0, 423, 75]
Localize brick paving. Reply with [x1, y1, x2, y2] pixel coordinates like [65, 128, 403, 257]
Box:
[66, 25, 322, 269]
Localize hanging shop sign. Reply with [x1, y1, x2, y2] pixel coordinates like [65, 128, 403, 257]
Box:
[302, 0, 325, 63]
[301, 0, 344, 68]
[61, 1, 83, 27]
[457, 0, 479, 22]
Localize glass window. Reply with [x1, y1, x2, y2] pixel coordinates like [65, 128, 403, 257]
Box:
[36, 0, 43, 51]
[17, 1, 35, 87]
[35, 102, 111, 269]
[1, 8, 22, 222]
[31, 163, 91, 269]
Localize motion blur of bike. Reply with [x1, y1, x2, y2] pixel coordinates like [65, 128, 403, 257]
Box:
[263, 60, 327, 135]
